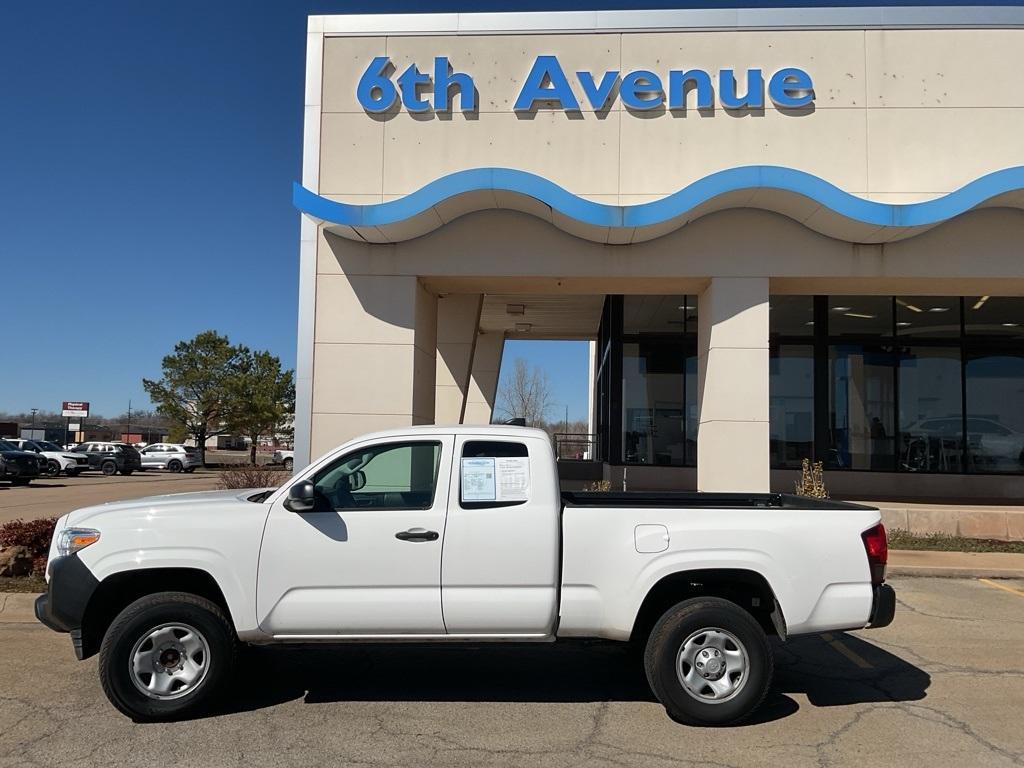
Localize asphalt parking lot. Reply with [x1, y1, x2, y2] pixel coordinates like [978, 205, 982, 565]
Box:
[0, 471, 224, 524]
[1, 576, 1022, 768]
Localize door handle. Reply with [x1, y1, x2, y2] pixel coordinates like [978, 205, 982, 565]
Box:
[395, 528, 439, 542]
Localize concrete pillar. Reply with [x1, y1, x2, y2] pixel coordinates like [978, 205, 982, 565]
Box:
[435, 295, 483, 424]
[309, 274, 437, 460]
[697, 277, 770, 492]
[463, 331, 505, 425]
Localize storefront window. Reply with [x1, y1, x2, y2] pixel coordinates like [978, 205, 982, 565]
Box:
[623, 295, 695, 334]
[965, 296, 1024, 339]
[770, 344, 814, 468]
[770, 295, 815, 336]
[896, 296, 961, 338]
[828, 296, 892, 337]
[828, 344, 895, 470]
[898, 347, 963, 472]
[622, 341, 688, 466]
[965, 352, 1024, 473]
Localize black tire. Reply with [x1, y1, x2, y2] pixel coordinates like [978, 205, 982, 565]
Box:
[45, 460, 61, 477]
[121, 469, 134, 476]
[101, 461, 117, 476]
[184, 467, 196, 473]
[644, 597, 772, 727]
[99, 591, 236, 721]
[65, 469, 80, 478]
[168, 459, 183, 473]
[283, 458, 294, 472]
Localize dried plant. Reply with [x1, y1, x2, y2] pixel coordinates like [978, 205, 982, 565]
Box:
[794, 458, 829, 499]
[217, 466, 285, 490]
[583, 480, 611, 492]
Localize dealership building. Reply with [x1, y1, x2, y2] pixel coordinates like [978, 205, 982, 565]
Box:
[292, 7, 1024, 501]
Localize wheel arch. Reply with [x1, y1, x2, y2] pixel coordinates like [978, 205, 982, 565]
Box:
[80, 568, 233, 660]
[630, 568, 786, 644]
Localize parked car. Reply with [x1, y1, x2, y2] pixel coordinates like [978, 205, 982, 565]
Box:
[0, 439, 44, 485]
[272, 448, 294, 471]
[36, 425, 894, 724]
[4, 438, 90, 477]
[71, 442, 142, 476]
[138, 443, 201, 473]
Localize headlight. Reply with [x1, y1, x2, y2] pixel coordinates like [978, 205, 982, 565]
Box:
[56, 528, 101, 557]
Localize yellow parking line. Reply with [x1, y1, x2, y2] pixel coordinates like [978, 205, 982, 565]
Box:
[821, 633, 873, 669]
[978, 578, 1024, 598]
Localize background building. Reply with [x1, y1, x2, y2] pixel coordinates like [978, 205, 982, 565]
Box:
[293, 7, 1024, 500]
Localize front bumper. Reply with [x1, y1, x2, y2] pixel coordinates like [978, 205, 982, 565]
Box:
[866, 583, 896, 629]
[34, 554, 100, 659]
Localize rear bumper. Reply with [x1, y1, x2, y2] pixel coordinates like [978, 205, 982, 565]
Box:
[866, 583, 896, 629]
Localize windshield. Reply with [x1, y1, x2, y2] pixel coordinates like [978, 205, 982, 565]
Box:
[37, 441, 61, 451]
[0, 440, 16, 451]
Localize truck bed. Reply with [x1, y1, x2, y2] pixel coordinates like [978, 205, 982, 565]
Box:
[561, 491, 875, 511]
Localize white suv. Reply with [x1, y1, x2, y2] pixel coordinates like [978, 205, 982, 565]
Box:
[138, 443, 201, 473]
[4, 439, 90, 477]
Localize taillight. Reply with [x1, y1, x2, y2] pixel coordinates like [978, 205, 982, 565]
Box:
[861, 523, 888, 585]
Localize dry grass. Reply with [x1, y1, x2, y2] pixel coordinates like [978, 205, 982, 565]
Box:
[217, 466, 286, 490]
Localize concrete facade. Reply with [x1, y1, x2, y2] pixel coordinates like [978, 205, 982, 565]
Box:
[295, 9, 1024, 501]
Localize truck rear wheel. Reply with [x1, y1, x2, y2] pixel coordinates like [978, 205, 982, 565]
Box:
[99, 592, 236, 721]
[644, 597, 772, 726]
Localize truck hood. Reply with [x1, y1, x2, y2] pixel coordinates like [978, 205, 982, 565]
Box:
[65, 487, 274, 526]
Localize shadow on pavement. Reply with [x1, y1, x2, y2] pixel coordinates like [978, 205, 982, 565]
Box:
[206, 632, 928, 723]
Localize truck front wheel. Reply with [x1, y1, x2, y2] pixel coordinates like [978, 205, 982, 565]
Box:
[98, 592, 236, 721]
[644, 597, 772, 726]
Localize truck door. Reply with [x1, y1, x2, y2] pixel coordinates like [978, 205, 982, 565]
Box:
[440, 436, 560, 636]
[256, 435, 454, 636]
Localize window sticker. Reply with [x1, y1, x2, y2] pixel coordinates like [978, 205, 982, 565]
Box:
[461, 457, 497, 501]
[495, 456, 530, 501]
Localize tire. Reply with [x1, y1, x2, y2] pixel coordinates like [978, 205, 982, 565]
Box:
[283, 458, 293, 472]
[167, 460, 183, 473]
[643, 597, 772, 727]
[185, 467, 196, 474]
[45, 460, 61, 477]
[11, 478, 31, 486]
[121, 469, 134, 476]
[101, 461, 117, 476]
[99, 592, 236, 722]
[66, 469, 80, 478]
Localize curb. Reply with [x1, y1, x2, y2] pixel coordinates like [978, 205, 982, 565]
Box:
[888, 549, 1024, 579]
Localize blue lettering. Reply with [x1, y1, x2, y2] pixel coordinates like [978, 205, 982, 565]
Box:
[433, 57, 475, 112]
[719, 69, 765, 110]
[356, 56, 398, 113]
[577, 70, 619, 110]
[514, 55, 580, 112]
[768, 68, 814, 108]
[668, 69, 714, 110]
[398, 64, 432, 112]
[620, 70, 663, 110]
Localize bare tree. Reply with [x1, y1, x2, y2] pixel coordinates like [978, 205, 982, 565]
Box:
[494, 358, 555, 427]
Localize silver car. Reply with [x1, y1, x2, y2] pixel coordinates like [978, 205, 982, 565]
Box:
[138, 443, 202, 473]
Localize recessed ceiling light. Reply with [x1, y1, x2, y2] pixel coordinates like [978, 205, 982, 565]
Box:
[897, 322, 912, 327]
[973, 296, 990, 310]
[832, 306, 851, 312]
[677, 305, 694, 311]
[514, 322, 532, 332]
[896, 299, 923, 313]
[804, 321, 815, 326]
[928, 307, 950, 313]
[844, 312, 876, 319]
[1002, 322, 1019, 327]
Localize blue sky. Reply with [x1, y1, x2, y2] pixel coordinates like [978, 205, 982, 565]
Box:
[2, 0, 1012, 419]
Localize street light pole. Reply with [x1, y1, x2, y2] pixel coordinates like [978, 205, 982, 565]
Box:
[126, 399, 132, 444]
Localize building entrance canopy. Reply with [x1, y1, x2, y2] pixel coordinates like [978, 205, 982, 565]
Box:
[294, 165, 1024, 246]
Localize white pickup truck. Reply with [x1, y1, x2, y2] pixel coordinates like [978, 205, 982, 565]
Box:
[36, 425, 894, 725]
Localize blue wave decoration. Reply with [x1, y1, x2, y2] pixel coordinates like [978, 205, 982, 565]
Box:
[293, 165, 1024, 238]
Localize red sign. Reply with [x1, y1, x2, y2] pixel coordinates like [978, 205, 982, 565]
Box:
[61, 401, 90, 418]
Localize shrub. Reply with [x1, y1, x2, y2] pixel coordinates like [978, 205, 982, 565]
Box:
[583, 480, 611, 492]
[794, 458, 828, 499]
[217, 466, 285, 490]
[0, 517, 58, 576]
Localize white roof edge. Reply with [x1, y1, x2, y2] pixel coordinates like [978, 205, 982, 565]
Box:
[311, 6, 1024, 36]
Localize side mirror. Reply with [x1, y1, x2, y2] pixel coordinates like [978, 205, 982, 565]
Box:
[348, 470, 366, 492]
[284, 480, 316, 513]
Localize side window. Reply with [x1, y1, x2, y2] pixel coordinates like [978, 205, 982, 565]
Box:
[460, 440, 530, 509]
[313, 441, 441, 511]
